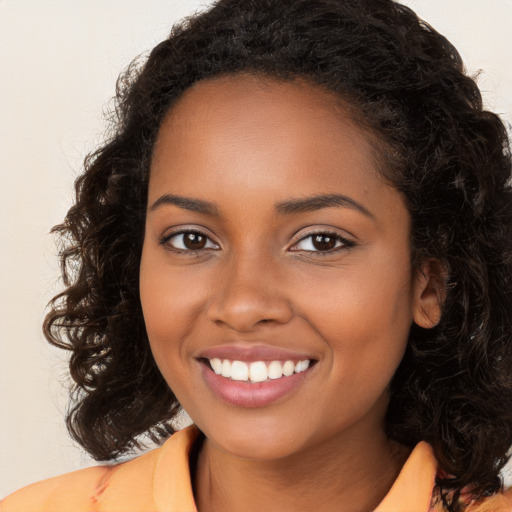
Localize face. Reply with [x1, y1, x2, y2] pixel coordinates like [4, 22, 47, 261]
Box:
[140, 75, 437, 461]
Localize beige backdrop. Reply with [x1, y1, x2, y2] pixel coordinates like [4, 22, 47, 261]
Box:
[1, 0, 511, 498]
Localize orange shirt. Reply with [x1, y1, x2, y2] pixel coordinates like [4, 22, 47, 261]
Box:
[2, 426, 511, 512]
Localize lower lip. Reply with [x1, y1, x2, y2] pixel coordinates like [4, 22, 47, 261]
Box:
[199, 363, 310, 408]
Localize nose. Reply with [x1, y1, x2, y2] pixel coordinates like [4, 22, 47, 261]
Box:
[206, 254, 294, 332]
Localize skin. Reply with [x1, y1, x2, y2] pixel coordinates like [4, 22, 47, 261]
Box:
[140, 75, 441, 512]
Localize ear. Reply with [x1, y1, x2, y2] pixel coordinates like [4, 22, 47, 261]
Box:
[412, 258, 446, 328]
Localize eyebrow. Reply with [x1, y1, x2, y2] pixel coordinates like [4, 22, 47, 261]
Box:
[150, 192, 374, 219]
[275, 194, 374, 219]
[150, 194, 220, 216]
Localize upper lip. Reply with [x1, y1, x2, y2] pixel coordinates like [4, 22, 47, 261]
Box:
[196, 343, 316, 362]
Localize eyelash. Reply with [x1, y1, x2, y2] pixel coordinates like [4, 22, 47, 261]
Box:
[159, 229, 219, 255]
[290, 231, 356, 254]
[159, 229, 355, 255]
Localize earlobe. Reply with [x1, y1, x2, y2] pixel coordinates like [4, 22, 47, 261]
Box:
[412, 259, 446, 328]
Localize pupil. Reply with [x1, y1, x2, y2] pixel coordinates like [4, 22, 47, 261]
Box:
[184, 233, 206, 249]
[312, 234, 336, 251]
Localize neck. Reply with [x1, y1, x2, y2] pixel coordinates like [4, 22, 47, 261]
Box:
[193, 423, 409, 512]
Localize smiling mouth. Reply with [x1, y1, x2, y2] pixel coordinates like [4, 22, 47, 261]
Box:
[202, 358, 314, 383]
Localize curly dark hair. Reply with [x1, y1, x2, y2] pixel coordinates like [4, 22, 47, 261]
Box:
[44, 0, 512, 509]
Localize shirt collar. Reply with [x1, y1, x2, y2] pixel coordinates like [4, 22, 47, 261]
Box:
[152, 426, 437, 512]
[375, 441, 437, 512]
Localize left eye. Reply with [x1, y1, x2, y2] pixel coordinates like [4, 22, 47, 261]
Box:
[291, 233, 350, 252]
[163, 231, 219, 251]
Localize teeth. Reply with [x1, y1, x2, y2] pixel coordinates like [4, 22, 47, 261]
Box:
[268, 361, 283, 380]
[210, 358, 223, 375]
[231, 360, 249, 381]
[295, 360, 310, 373]
[208, 358, 311, 382]
[249, 361, 268, 382]
[283, 360, 295, 376]
[221, 359, 231, 378]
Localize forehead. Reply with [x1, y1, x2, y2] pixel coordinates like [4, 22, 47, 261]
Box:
[149, 74, 402, 227]
[156, 75, 374, 147]
[152, 74, 379, 173]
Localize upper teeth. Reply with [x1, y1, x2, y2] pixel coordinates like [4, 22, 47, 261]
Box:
[209, 358, 311, 382]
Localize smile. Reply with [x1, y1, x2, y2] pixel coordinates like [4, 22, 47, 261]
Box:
[208, 358, 311, 382]
[197, 346, 316, 407]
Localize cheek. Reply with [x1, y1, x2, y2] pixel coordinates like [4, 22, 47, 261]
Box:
[140, 278, 197, 404]
[140, 242, 210, 330]
[294, 255, 414, 384]
[139, 248, 205, 380]
[305, 283, 412, 429]
[296, 264, 413, 341]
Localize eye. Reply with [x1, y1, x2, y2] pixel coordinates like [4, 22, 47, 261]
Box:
[290, 232, 354, 253]
[161, 230, 219, 252]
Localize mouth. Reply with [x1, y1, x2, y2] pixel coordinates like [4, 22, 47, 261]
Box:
[196, 346, 317, 407]
[201, 357, 313, 383]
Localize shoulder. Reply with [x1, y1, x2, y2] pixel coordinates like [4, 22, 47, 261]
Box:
[463, 488, 512, 512]
[430, 487, 512, 512]
[0, 463, 117, 512]
[0, 426, 199, 512]
[0, 444, 164, 512]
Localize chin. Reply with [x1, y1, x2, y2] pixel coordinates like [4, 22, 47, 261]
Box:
[196, 416, 311, 461]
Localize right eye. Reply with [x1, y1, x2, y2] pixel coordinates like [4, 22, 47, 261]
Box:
[160, 230, 219, 252]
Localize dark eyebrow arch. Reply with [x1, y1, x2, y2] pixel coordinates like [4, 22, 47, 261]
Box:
[150, 194, 220, 216]
[275, 194, 374, 219]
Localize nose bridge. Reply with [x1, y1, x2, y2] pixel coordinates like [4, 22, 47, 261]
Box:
[207, 244, 293, 331]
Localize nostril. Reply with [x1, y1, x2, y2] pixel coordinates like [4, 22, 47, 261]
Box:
[206, 286, 294, 331]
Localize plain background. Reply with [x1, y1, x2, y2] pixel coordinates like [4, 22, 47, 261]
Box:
[1, 0, 511, 499]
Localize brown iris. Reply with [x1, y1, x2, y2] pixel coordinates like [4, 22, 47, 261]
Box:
[312, 234, 337, 251]
[183, 232, 207, 250]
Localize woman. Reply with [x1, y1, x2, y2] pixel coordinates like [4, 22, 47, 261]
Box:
[2, 0, 512, 510]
